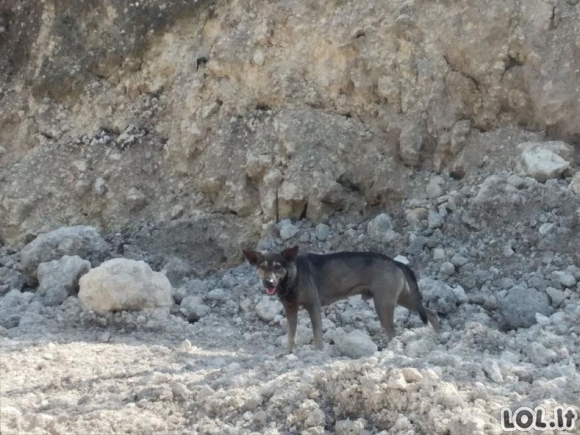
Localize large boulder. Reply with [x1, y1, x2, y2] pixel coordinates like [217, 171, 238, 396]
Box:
[515, 142, 573, 182]
[78, 259, 173, 316]
[21, 226, 108, 283]
[498, 286, 551, 329]
[37, 256, 91, 306]
[0, 290, 34, 329]
[418, 278, 459, 314]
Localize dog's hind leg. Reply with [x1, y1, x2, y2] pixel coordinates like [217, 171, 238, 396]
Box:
[397, 288, 441, 332]
[305, 302, 324, 350]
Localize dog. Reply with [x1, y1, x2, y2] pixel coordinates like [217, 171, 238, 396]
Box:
[242, 245, 441, 353]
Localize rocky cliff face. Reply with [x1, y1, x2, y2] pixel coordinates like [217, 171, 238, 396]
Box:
[1, 0, 579, 247]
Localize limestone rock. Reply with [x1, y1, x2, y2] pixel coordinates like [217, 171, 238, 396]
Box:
[78, 259, 173, 315]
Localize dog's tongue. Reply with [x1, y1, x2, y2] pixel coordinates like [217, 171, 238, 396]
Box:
[265, 286, 276, 295]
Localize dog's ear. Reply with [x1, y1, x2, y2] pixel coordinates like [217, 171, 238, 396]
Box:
[281, 245, 299, 262]
[242, 249, 261, 266]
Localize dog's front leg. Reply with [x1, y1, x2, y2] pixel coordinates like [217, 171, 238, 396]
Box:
[284, 303, 299, 354]
[306, 302, 324, 350]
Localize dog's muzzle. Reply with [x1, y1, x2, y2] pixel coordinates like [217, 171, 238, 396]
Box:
[263, 280, 277, 295]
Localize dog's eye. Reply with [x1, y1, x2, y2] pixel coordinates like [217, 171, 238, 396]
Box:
[274, 264, 282, 270]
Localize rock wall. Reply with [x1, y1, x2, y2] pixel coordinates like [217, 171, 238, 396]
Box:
[1, 0, 580, 245]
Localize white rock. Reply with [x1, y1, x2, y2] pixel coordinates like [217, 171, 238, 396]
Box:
[255, 296, 282, 322]
[516, 147, 570, 182]
[334, 329, 377, 359]
[402, 367, 423, 383]
[433, 248, 446, 260]
[387, 371, 408, 390]
[78, 259, 173, 316]
[393, 255, 410, 265]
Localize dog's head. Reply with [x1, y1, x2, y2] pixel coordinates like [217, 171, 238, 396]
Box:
[242, 246, 299, 296]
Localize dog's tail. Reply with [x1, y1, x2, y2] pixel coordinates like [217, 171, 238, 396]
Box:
[396, 262, 428, 325]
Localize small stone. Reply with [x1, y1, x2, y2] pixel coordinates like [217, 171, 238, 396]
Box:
[539, 223, 555, 235]
[181, 339, 193, 351]
[367, 213, 394, 243]
[387, 371, 408, 390]
[426, 176, 445, 198]
[507, 174, 525, 188]
[171, 382, 190, 402]
[170, 205, 185, 220]
[93, 177, 106, 195]
[126, 188, 148, 211]
[570, 172, 580, 194]
[433, 248, 446, 260]
[255, 296, 283, 322]
[439, 261, 455, 276]
[315, 224, 330, 241]
[535, 313, 551, 326]
[393, 255, 410, 265]
[525, 342, 557, 365]
[450, 255, 468, 267]
[503, 246, 515, 257]
[278, 219, 299, 240]
[252, 49, 266, 66]
[406, 207, 428, 225]
[402, 367, 423, 382]
[546, 287, 567, 307]
[556, 271, 577, 288]
[428, 210, 444, 229]
[180, 295, 210, 321]
[482, 359, 503, 383]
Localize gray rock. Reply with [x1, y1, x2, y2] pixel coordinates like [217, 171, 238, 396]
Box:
[439, 261, 456, 277]
[546, 287, 567, 307]
[366, 213, 394, 243]
[93, 177, 106, 195]
[255, 296, 283, 322]
[0, 267, 24, 295]
[174, 279, 208, 304]
[418, 278, 458, 314]
[180, 295, 210, 322]
[450, 255, 469, 267]
[20, 226, 108, 283]
[0, 289, 34, 329]
[315, 224, 330, 241]
[161, 257, 192, 286]
[206, 288, 226, 301]
[555, 271, 577, 288]
[525, 342, 557, 365]
[334, 328, 377, 359]
[426, 177, 444, 199]
[433, 248, 446, 261]
[37, 255, 91, 306]
[428, 210, 444, 229]
[498, 286, 551, 329]
[406, 208, 428, 225]
[482, 359, 503, 383]
[570, 172, 580, 194]
[278, 219, 299, 240]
